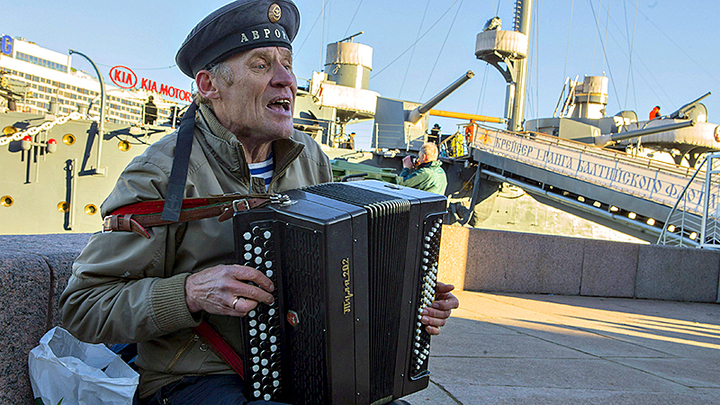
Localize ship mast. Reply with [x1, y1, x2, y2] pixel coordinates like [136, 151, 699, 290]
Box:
[474, 0, 532, 132]
[508, 0, 532, 132]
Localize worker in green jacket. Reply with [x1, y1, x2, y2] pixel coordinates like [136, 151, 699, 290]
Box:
[400, 142, 448, 195]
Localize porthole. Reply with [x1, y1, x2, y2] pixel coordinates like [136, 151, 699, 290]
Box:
[84, 204, 98, 215]
[1, 196, 13, 207]
[2, 126, 18, 136]
[62, 133, 76, 145]
[57, 201, 69, 212]
[118, 140, 130, 151]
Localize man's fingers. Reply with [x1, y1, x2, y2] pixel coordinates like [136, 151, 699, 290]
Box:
[420, 313, 447, 329]
[227, 265, 275, 293]
[422, 306, 452, 320]
[229, 279, 274, 305]
[435, 281, 455, 294]
[229, 296, 259, 316]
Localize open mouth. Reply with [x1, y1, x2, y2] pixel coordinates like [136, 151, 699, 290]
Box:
[267, 98, 292, 113]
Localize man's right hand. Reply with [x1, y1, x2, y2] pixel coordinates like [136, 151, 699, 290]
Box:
[184, 264, 275, 317]
[402, 155, 414, 169]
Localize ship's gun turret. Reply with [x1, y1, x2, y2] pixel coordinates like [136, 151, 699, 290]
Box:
[373, 71, 474, 151]
[407, 71, 475, 124]
[668, 92, 711, 121]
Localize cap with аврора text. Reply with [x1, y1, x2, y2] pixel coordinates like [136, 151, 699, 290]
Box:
[176, 0, 300, 78]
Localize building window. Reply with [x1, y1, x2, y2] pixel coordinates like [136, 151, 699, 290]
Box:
[15, 52, 69, 73]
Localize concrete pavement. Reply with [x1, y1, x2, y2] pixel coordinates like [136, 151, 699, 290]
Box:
[404, 290, 720, 404]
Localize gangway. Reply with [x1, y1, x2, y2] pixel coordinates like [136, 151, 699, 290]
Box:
[468, 127, 711, 243]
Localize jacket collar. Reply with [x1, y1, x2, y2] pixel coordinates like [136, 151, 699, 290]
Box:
[195, 103, 305, 183]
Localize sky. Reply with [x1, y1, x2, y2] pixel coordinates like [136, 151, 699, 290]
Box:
[3, 0, 720, 148]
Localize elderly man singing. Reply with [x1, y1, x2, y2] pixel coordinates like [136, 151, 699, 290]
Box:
[60, 1, 459, 404]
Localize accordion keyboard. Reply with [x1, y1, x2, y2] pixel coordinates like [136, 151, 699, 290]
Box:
[239, 221, 284, 401]
[411, 215, 443, 378]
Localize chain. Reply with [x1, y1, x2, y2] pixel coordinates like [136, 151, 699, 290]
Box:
[0, 112, 83, 146]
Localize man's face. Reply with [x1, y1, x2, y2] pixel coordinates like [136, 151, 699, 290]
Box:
[212, 46, 297, 142]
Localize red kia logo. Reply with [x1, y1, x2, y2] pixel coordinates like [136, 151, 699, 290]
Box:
[109, 65, 137, 89]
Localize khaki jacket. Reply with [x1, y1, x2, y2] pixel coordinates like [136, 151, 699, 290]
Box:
[60, 104, 333, 398]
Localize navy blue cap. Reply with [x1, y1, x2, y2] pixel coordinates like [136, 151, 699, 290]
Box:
[176, 0, 300, 78]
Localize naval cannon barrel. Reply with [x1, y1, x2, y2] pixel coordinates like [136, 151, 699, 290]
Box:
[594, 120, 695, 147]
[669, 91, 711, 120]
[407, 70, 474, 124]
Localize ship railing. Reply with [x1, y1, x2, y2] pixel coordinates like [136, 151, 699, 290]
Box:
[371, 122, 426, 152]
[659, 153, 720, 249]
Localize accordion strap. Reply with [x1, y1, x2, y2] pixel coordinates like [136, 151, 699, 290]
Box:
[102, 194, 275, 238]
[194, 321, 245, 380]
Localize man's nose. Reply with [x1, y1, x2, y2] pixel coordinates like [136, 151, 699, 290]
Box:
[271, 63, 295, 88]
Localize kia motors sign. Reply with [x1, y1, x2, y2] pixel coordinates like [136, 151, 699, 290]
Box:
[108, 65, 191, 102]
[109, 66, 137, 89]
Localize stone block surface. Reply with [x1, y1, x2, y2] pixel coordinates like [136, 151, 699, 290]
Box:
[463, 229, 584, 295]
[0, 233, 89, 403]
[1, 234, 88, 329]
[0, 251, 51, 404]
[437, 225, 469, 290]
[635, 244, 720, 302]
[580, 239, 639, 298]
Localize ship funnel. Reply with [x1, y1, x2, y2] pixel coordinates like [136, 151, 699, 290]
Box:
[407, 71, 475, 124]
[324, 33, 373, 90]
[570, 76, 609, 119]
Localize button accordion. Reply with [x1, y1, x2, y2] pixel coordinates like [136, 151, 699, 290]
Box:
[232, 180, 446, 404]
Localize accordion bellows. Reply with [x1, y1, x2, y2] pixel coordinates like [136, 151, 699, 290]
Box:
[232, 180, 446, 404]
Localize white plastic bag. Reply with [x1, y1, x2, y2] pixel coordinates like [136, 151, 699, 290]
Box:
[28, 327, 139, 405]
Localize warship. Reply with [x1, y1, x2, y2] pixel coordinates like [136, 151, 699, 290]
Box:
[3, 0, 720, 246]
[0, 35, 183, 234]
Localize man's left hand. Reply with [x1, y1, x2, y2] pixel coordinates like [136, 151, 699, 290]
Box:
[421, 281, 459, 335]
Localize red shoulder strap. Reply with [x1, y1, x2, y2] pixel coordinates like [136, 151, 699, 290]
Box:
[194, 321, 245, 380]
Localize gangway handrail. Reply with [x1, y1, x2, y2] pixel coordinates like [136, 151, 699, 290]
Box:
[657, 155, 709, 248]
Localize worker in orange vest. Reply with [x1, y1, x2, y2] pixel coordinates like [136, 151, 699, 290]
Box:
[649, 106, 661, 120]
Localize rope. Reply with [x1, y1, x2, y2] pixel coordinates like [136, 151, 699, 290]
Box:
[629, 0, 720, 88]
[623, 0, 639, 110]
[420, 0, 464, 100]
[343, 0, 364, 38]
[295, 0, 333, 56]
[562, 0, 575, 83]
[398, 0, 431, 98]
[587, 0, 621, 109]
[371, 0, 461, 79]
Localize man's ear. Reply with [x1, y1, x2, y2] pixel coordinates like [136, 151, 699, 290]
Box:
[195, 70, 220, 100]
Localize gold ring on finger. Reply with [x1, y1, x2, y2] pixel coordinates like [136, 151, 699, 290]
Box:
[232, 296, 241, 310]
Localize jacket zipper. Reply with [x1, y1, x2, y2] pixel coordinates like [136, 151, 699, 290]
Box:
[165, 334, 200, 373]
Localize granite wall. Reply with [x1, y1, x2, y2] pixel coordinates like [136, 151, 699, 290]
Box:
[437, 227, 720, 302]
[0, 234, 90, 405]
[3, 226, 720, 403]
